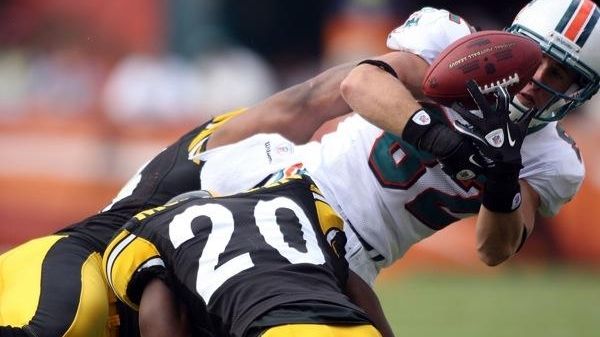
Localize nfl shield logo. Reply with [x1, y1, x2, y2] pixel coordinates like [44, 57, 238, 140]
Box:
[485, 129, 504, 148]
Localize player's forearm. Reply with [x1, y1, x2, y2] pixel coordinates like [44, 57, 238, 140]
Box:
[345, 271, 396, 337]
[269, 62, 354, 143]
[475, 207, 525, 266]
[300, 62, 355, 123]
[475, 180, 538, 266]
[340, 64, 422, 137]
[208, 63, 354, 150]
[139, 278, 190, 337]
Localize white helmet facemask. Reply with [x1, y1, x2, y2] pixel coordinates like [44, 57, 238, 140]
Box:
[507, 0, 600, 125]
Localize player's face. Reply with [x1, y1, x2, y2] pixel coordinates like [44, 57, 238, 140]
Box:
[515, 55, 578, 109]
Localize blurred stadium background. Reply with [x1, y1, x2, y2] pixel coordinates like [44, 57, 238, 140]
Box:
[0, 0, 598, 335]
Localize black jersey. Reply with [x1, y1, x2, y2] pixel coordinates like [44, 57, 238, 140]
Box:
[103, 174, 370, 337]
[58, 110, 244, 252]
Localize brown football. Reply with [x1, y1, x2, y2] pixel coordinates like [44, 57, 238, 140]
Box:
[422, 30, 542, 109]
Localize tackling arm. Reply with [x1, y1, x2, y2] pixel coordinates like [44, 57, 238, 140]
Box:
[139, 278, 190, 337]
[345, 270, 396, 337]
[207, 62, 355, 150]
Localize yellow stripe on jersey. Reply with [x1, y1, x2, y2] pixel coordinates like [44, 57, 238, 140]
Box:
[188, 108, 247, 164]
[102, 230, 162, 310]
[261, 323, 382, 337]
[310, 181, 346, 257]
[133, 205, 167, 221]
[309, 182, 323, 196]
[314, 199, 344, 235]
[309, 181, 344, 234]
[63, 251, 109, 337]
[0, 235, 65, 326]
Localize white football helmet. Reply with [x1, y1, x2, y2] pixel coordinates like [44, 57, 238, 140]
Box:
[507, 0, 600, 122]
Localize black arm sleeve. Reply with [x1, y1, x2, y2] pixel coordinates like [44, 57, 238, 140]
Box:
[356, 59, 398, 78]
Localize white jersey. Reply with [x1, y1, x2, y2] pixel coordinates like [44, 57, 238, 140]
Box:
[199, 7, 585, 285]
[386, 7, 473, 64]
[307, 114, 583, 267]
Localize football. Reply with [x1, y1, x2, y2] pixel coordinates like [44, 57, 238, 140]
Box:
[422, 30, 542, 109]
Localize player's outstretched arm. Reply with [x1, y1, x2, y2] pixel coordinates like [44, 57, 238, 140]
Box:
[453, 82, 539, 265]
[207, 62, 355, 150]
[346, 270, 395, 337]
[139, 278, 191, 337]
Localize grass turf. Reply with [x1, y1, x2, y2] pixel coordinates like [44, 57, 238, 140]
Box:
[375, 268, 600, 337]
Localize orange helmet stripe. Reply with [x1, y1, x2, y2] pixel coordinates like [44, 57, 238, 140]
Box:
[565, 0, 596, 41]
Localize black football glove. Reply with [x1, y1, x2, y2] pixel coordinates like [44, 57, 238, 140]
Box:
[451, 80, 534, 212]
[402, 101, 485, 181]
[438, 138, 486, 181]
[452, 80, 533, 169]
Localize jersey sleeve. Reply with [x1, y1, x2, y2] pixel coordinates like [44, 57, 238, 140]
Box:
[199, 133, 301, 196]
[519, 123, 585, 217]
[386, 7, 472, 64]
[103, 228, 167, 310]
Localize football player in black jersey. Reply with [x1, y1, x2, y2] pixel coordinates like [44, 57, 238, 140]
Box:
[103, 168, 382, 337]
[0, 111, 241, 337]
[0, 63, 367, 337]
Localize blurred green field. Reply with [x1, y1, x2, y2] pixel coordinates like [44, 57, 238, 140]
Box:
[375, 268, 600, 337]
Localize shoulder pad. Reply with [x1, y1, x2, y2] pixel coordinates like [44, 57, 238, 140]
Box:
[386, 7, 472, 64]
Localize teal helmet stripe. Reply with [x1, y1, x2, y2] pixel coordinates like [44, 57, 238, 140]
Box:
[576, 6, 600, 46]
[555, 0, 581, 32]
[448, 13, 462, 24]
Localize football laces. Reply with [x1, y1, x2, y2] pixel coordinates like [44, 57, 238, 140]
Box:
[478, 73, 520, 94]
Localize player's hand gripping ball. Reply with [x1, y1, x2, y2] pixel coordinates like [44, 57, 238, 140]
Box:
[422, 30, 542, 109]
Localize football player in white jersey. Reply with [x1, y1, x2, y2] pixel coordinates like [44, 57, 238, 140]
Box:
[202, 0, 599, 286]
